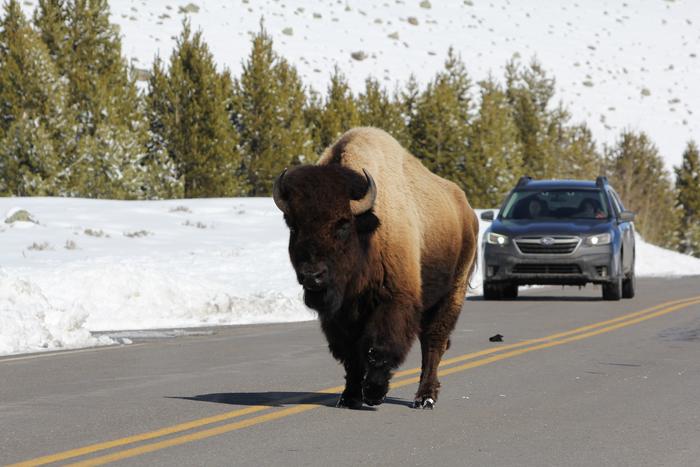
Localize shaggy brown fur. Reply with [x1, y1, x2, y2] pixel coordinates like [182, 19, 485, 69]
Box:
[274, 127, 478, 409]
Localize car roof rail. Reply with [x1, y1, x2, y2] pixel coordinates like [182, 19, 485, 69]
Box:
[595, 176, 608, 188]
[516, 176, 532, 188]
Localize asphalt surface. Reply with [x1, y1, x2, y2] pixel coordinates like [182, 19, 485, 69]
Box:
[2, 276, 700, 466]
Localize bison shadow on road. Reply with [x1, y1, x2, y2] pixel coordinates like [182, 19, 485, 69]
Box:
[167, 392, 412, 410]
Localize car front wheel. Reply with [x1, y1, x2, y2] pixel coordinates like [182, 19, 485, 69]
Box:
[483, 282, 501, 300]
[502, 283, 518, 300]
[602, 277, 622, 301]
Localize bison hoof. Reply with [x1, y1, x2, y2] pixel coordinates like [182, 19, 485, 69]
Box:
[363, 395, 385, 406]
[413, 397, 435, 410]
[336, 394, 363, 410]
[362, 381, 388, 407]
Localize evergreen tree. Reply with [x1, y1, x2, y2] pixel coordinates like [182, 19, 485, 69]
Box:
[0, 114, 59, 196]
[142, 57, 183, 199]
[504, 56, 602, 181]
[232, 27, 311, 195]
[60, 0, 137, 132]
[303, 88, 324, 160]
[357, 78, 409, 147]
[401, 74, 420, 124]
[31, 0, 167, 198]
[157, 21, 243, 197]
[555, 123, 602, 180]
[67, 123, 149, 198]
[675, 141, 700, 256]
[408, 47, 472, 187]
[0, 0, 70, 195]
[314, 67, 360, 152]
[0, 0, 26, 138]
[505, 57, 556, 177]
[32, 0, 68, 67]
[542, 103, 569, 177]
[465, 78, 523, 207]
[605, 130, 679, 248]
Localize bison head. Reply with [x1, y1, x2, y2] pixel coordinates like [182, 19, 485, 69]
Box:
[273, 165, 380, 314]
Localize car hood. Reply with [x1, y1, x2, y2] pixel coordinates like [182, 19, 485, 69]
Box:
[489, 219, 613, 237]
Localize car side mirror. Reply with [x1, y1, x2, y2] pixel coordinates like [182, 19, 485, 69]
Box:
[619, 211, 635, 222]
[480, 210, 495, 221]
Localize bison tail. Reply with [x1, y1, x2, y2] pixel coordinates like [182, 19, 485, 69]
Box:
[466, 248, 479, 291]
[466, 210, 480, 292]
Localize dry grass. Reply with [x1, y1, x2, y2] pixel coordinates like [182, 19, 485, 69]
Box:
[84, 228, 109, 238]
[123, 230, 152, 238]
[28, 242, 52, 251]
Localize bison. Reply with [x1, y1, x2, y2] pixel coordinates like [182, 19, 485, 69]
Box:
[273, 127, 478, 409]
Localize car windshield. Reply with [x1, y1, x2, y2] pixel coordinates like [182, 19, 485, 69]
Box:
[500, 189, 610, 220]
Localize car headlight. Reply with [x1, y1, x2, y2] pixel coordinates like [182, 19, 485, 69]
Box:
[486, 232, 509, 245]
[586, 233, 612, 246]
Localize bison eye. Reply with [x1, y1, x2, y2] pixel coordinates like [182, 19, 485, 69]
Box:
[335, 219, 351, 240]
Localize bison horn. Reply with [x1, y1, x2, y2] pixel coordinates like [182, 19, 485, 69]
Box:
[272, 168, 289, 213]
[350, 169, 377, 216]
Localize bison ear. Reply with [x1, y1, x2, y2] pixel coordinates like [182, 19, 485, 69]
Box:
[355, 211, 380, 234]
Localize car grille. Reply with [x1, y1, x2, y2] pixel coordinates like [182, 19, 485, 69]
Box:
[512, 264, 582, 275]
[515, 236, 580, 255]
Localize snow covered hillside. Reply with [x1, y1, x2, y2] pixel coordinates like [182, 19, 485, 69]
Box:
[27, 0, 697, 168]
[2, 197, 700, 356]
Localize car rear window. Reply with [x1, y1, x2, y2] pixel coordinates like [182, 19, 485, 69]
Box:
[501, 189, 610, 220]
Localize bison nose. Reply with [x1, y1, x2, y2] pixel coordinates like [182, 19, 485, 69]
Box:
[300, 264, 329, 290]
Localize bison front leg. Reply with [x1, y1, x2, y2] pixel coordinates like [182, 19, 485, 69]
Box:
[336, 356, 364, 410]
[361, 346, 394, 406]
[362, 297, 421, 406]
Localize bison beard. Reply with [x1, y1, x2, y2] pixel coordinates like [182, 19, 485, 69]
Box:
[303, 285, 342, 313]
[273, 128, 478, 410]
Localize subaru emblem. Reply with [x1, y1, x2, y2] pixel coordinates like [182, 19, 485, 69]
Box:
[541, 237, 555, 246]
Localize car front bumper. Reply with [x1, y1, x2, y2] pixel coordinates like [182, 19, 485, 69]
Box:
[482, 241, 619, 286]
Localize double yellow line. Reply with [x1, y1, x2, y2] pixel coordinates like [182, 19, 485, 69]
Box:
[10, 295, 700, 467]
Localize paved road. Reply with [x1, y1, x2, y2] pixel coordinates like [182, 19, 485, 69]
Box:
[2, 277, 700, 466]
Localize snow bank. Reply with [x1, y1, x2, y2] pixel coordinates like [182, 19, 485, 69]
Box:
[635, 234, 700, 277]
[0, 198, 315, 356]
[0, 271, 112, 355]
[1, 198, 699, 356]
